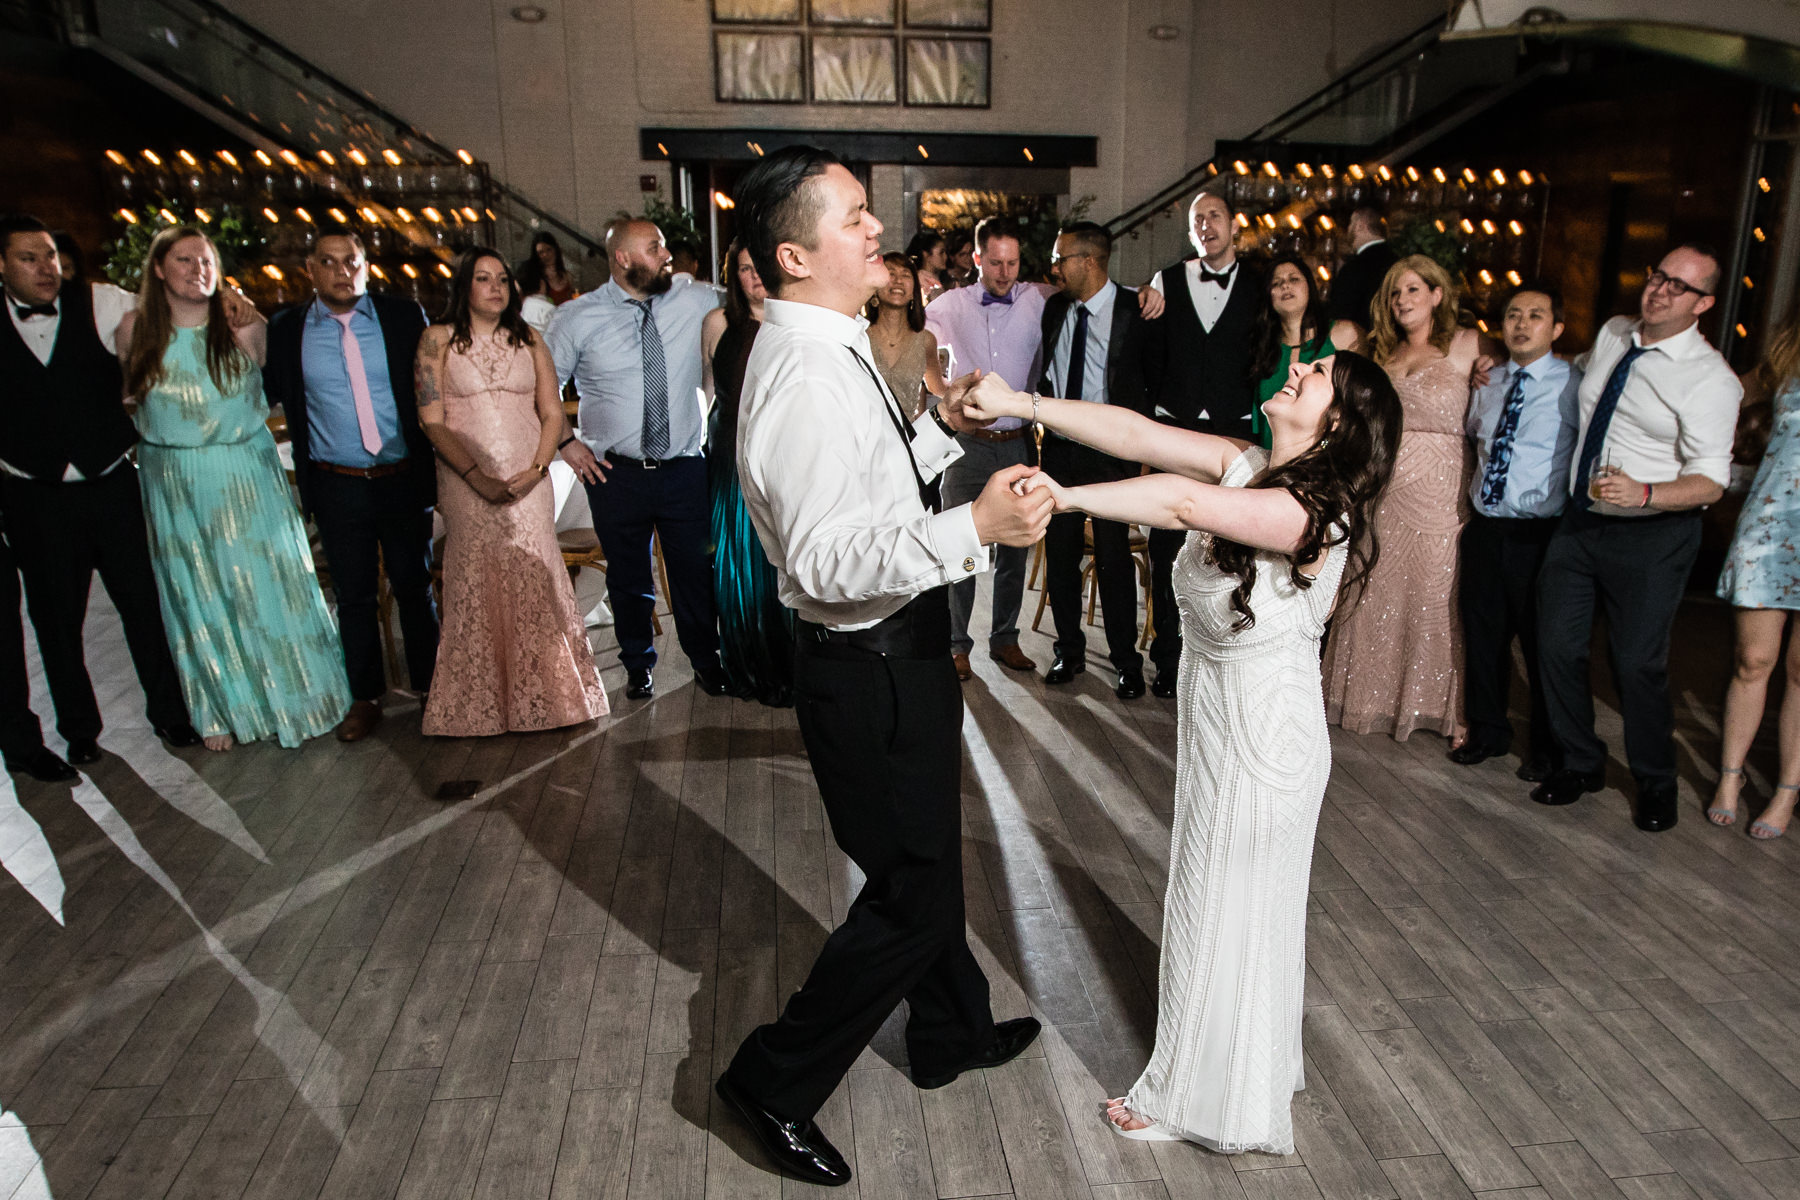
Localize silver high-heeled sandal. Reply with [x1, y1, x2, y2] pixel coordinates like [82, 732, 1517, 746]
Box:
[1750, 783, 1797, 841]
[1708, 766, 1745, 827]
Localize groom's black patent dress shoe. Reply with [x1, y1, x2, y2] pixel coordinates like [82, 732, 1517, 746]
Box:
[714, 1073, 851, 1187]
[912, 1017, 1042, 1090]
[1044, 656, 1085, 686]
[1115, 671, 1146, 701]
[65, 738, 102, 766]
[1151, 672, 1177, 699]
[1633, 781, 1679, 833]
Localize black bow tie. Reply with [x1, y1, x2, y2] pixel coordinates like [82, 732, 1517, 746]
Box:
[1199, 266, 1234, 289]
[13, 302, 57, 320]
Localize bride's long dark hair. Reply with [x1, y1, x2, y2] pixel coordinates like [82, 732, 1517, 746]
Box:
[1206, 350, 1403, 631]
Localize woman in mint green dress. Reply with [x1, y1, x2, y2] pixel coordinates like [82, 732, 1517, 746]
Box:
[1249, 256, 1362, 447]
[119, 226, 350, 750]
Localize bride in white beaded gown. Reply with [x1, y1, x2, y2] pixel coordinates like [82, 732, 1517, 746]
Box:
[964, 351, 1401, 1153]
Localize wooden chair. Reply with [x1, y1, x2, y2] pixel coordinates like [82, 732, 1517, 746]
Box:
[1030, 520, 1155, 648]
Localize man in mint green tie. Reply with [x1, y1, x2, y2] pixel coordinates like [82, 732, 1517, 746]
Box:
[1531, 245, 1741, 829]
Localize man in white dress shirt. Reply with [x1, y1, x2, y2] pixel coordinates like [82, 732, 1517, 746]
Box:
[715, 147, 1050, 1188]
[0, 214, 200, 770]
[1531, 244, 1741, 831]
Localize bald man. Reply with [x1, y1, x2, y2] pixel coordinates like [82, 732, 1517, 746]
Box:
[547, 219, 728, 699]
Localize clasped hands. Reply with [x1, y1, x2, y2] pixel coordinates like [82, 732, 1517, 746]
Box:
[942, 371, 1072, 547]
[468, 463, 550, 505]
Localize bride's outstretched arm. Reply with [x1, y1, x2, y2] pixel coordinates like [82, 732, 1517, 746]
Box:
[962, 374, 1248, 483]
[1043, 473, 1311, 556]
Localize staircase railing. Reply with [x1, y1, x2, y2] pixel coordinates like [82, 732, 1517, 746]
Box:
[59, 0, 603, 258]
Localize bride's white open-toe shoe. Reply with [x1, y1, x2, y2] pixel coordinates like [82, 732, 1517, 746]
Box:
[1103, 1098, 1183, 1142]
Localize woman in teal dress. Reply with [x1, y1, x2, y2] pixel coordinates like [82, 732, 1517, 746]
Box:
[700, 241, 793, 705]
[119, 226, 350, 750]
[1248, 255, 1362, 447]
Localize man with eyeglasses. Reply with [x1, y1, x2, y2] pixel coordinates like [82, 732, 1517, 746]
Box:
[1530, 245, 1742, 831]
[265, 232, 439, 741]
[924, 217, 1161, 684]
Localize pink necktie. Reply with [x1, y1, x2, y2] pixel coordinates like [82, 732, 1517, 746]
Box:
[330, 310, 384, 456]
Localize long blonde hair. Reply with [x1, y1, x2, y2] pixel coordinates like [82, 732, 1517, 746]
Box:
[123, 226, 249, 398]
[1767, 307, 1800, 392]
[1368, 253, 1459, 364]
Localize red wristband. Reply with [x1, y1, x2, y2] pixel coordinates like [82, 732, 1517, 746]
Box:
[1641, 483, 1652, 508]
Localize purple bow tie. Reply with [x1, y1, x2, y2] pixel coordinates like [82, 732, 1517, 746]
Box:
[979, 289, 1015, 306]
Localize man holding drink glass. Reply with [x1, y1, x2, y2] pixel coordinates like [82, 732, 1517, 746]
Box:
[1531, 245, 1741, 830]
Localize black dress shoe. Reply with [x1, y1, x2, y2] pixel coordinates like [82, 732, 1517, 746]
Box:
[65, 738, 102, 766]
[1044, 656, 1085, 685]
[1530, 768, 1603, 807]
[626, 669, 654, 700]
[1634, 782, 1679, 833]
[1516, 757, 1553, 783]
[4, 746, 77, 782]
[913, 1017, 1043, 1090]
[1151, 673, 1177, 699]
[155, 722, 203, 748]
[1448, 743, 1504, 767]
[695, 668, 730, 697]
[1115, 670, 1146, 701]
[714, 1073, 850, 1187]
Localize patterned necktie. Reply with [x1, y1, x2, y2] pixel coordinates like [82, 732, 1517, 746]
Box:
[329, 310, 385, 455]
[1065, 304, 1090, 400]
[626, 298, 669, 460]
[1480, 367, 1530, 507]
[1572, 342, 1648, 509]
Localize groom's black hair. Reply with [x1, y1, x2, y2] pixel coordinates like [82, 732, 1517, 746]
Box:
[734, 144, 842, 298]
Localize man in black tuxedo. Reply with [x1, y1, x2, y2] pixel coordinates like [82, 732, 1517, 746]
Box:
[0, 213, 199, 769]
[1328, 206, 1398, 330]
[1141, 188, 1263, 696]
[1038, 221, 1154, 700]
[265, 232, 439, 741]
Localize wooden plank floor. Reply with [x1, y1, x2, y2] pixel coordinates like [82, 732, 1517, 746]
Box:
[4, 580, 1799, 1200]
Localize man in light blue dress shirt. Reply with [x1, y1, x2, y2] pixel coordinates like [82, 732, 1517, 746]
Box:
[1453, 282, 1579, 780]
[548, 218, 726, 700]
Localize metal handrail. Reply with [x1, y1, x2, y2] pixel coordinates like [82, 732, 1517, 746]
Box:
[1105, 12, 1451, 238]
[65, 0, 604, 257]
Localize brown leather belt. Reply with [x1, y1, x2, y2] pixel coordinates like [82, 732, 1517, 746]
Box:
[312, 458, 410, 479]
[962, 426, 1024, 444]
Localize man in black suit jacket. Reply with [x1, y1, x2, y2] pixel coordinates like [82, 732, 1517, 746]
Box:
[1140, 187, 1264, 695]
[1037, 222, 1153, 700]
[1327, 207, 1398, 330]
[264, 232, 439, 741]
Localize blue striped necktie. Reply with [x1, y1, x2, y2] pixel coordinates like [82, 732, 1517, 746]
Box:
[626, 298, 669, 459]
[1573, 343, 1648, 510]
[1480, 367, 1529, 507]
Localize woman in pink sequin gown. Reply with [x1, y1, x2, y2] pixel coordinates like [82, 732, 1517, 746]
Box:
[414, 249, 606, 737]
[1323, 255, 1480, 742]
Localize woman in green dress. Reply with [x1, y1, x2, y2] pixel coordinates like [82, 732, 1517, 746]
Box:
[1248, 255, 1362, 448]
[119, 226, 350, 750]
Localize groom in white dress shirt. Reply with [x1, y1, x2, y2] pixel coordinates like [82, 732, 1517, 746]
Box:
[714, 146, 1051, 1189]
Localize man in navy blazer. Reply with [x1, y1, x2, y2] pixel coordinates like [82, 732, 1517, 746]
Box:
[264, 232, 439, 741]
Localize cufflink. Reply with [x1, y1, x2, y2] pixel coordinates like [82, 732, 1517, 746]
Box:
[963, 556, 977, 573]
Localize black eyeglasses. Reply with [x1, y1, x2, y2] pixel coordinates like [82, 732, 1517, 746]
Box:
[1645, 267, 1712, 299]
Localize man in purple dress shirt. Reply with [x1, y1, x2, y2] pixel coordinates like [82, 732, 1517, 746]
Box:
[926, 223, 1164, 682]
[924, 217, 1046, 681]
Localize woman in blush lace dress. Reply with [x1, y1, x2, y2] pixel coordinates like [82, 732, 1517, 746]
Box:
[961, 352, 1401, 1153]
[414, 248, 606, 736]
[1323, 254, 1484, 743]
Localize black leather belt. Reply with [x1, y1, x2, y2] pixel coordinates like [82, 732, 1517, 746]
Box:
[607, 453, 700, 471]
[796, 587, 950, 660]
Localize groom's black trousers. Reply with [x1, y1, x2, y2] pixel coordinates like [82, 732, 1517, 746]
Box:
[723, 588, 993, 1122]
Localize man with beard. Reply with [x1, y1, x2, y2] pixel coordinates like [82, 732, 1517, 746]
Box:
[549, 218, 728, 698]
